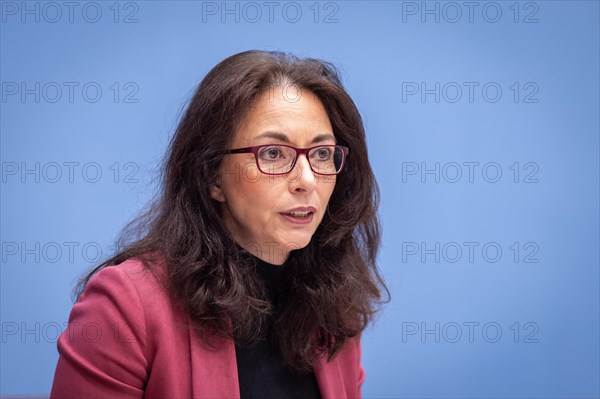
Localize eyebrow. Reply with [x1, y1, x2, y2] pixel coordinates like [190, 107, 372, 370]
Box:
[254, 131, 336, 144]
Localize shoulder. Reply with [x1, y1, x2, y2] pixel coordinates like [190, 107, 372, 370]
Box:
[84, 254, 169, 304]
[89, 253, 166, 283]
[75, 253, 184, 339]
[51, 255, 177, 397]
[61, 254, 186, 361]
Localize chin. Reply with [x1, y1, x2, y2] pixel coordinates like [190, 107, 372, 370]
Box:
[278, 233, 313, 251]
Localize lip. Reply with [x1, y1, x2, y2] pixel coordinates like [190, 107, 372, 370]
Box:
[279, 206, 316, 225]
[280, 206, 317, 213]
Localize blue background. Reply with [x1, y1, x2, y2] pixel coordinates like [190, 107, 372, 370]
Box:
[1, 1, 599, 397]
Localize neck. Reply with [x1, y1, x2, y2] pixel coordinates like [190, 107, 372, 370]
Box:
[234, 241, 291, 266]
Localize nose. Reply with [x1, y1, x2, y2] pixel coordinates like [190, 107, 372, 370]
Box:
[287, 154, 317, 191]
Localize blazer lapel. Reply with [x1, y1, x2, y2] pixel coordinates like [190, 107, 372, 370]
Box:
[313, 353, 347, 398]
[188, 321, 240, 398]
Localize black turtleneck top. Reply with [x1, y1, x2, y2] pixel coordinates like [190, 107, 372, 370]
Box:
[234, 252, 322, 399]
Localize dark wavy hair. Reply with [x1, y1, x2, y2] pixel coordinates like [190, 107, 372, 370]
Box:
[75, 49, 389, 372]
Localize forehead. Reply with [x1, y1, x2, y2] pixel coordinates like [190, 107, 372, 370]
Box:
[233, 88, 334, 145]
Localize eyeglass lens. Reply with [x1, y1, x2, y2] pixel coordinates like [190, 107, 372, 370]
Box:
[257, 145, 344, 175]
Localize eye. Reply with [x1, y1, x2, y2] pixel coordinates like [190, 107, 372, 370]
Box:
[259, 146, 286, 161]
[312, 147, 333, 160]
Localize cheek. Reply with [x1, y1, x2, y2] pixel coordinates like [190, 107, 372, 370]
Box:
[226, 171, 281, 214]
[318, 176, 337, 202]
[222, 158, 261, 192]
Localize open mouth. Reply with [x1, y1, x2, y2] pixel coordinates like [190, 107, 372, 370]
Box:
[282, 211, 313, 219]
[279, 211, 314, 224]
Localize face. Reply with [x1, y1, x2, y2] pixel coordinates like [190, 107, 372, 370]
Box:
[210, 87, 337, 265]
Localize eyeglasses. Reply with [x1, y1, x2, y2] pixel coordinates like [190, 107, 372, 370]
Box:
[223, 144, 349, 175]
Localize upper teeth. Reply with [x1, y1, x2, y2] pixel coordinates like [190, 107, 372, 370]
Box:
[289, 211, 310, 217]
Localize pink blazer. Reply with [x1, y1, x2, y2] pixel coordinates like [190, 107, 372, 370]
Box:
[50, 258, 365, 398]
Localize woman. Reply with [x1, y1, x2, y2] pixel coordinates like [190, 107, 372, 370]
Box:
[50, 50, 388, 399]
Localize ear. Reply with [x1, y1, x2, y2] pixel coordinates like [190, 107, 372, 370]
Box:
[209, 182, 226, 203]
